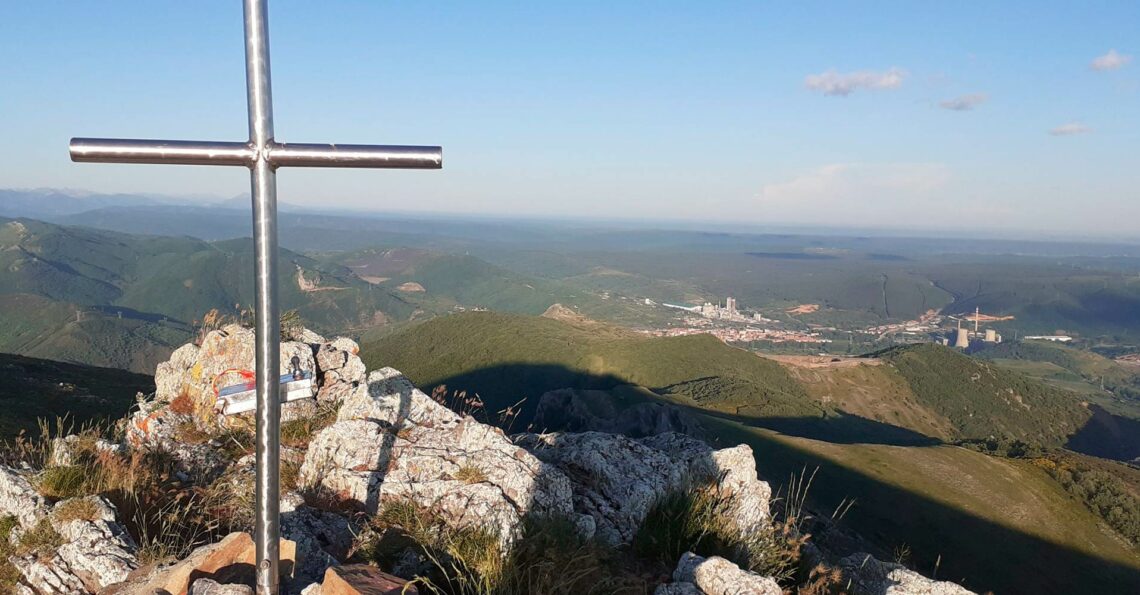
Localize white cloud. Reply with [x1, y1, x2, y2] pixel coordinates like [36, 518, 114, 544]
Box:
[1090, 49, 1132, 71]
[939, 93, 988, 111]
[804, 68, 907, 96]
[1049, 122, 1091, 136]
[755, 163, 952, 227]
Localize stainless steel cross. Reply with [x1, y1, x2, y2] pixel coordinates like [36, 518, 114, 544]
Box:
[68, 1, 441, 593]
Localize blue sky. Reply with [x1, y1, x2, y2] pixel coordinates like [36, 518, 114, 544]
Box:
[1, 1, 1137, 236]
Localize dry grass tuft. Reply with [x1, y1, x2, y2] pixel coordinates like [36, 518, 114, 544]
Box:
[52, 497, 102, 523]
[280, 404, 338, 448]
[453, 465, 488, 485]
[168, 390, 196, 416]
[15, 518, 64, 559]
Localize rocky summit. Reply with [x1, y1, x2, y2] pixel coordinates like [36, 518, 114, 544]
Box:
[0, 325, 976, 594]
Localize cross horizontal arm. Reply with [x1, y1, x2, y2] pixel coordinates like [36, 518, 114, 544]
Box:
[70, 138, 256, 166]
[70, 138, 442, 170]
[268, 142, 442, 169]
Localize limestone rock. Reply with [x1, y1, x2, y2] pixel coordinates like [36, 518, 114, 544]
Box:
[300, 368, 574, 544]
[296, 328, 329, 345]
[11, 555, 87, 594]
[654, 583, 702, 595]
[514, 431, 687, 545]
[102, 532, 253, 595]
[150, 324, 318, 431]
[190, 578, 255, 595]
[840, 553, 977, 595]
[0, 465, 47, 529]
[125, 400, 190, 451]
[320, 565, 417, 595]
[315, 338, 367, 394]
[282, 505, 357, 588]
[48, 434, 81, 466]
[50, 496, 138, 591]
[667, 552, 782, 595]
[641, 434, 771, 535]
[514, 431, 771, 545]
[155, 343, 202, 403]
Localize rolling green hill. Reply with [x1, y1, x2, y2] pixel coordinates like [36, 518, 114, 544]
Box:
[362, 311, 816, 421]
[333, 247, 675, 327]
[973, 340, 1140, 417]
[878, 344, 1093, 447]
[0, 218, 419, 372]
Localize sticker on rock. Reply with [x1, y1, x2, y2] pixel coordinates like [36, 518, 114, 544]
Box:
[214, 356, 316, 416]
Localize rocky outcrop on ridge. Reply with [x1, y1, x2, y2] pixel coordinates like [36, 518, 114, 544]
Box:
[0, 325, 977, 595]
[9, 496, 138, 594]
[514, 431, 770, 545]
[656, 552, 782, 595]
[137, 324, 365, 444]
[840, 553, 978, 595]
[299, 367, 579, 545]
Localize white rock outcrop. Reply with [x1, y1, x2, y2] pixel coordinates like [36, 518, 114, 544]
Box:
[190, 578, 255, 595]
[135, 326, 366, 446]
[12, 496, 138, 594]
[52, 496, 139, 591]
[281, 498, 357, 588]
[514, 431, 771, 545]
[656, 552, 782, 595]
[299, 367, 576, 544]
[0, 465, 48, 529]
[840, 553, 978, 595]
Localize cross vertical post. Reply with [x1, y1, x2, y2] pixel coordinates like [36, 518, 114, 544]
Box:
[243, 0, 281, 591]
[68, 1, 441, 593]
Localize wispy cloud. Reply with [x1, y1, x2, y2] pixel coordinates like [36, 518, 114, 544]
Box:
[1049, 122, 1091, 136]
[804, 68, 907, 97]
[1090, 49, 1132, 71]
[939, 93, 988, 111]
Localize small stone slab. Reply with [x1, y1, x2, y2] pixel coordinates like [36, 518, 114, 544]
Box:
[102, 532, 297, 595]
[320, 565, 417, 595]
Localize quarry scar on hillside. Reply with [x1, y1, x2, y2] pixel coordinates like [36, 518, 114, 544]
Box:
[64, 1, 442, 592]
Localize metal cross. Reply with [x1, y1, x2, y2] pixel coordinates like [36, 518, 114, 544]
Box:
[68, 1, 441, 593]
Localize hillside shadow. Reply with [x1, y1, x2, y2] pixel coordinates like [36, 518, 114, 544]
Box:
[706, 417, 1140, 595]
[424, 363, 1140, 595]
[705, 410, 941, 447]
[1066, 404, 1140, 462]
[430, 363, 940, 446]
